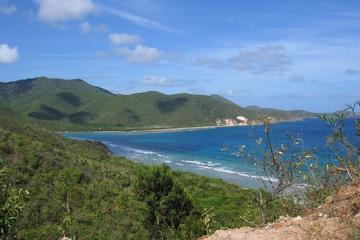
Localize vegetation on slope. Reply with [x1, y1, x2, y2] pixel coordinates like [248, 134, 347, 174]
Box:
[245, 105, 317, 120]
[0, 104, 301, 239]
[0, 77, 316, 131]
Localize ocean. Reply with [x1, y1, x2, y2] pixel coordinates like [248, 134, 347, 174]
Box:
[63, 118, 358, 189]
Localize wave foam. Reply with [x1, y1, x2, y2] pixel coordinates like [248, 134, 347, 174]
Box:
[104, 142, 279, 184]
[119, 146, 165, 158]
[196, 165, 279, 182]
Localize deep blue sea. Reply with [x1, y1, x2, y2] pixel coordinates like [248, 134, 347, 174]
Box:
[64, 119, 358, 188]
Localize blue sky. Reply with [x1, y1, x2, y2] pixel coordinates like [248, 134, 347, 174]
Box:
[0, 0, 359, 112]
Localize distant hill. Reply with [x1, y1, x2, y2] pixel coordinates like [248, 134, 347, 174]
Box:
[0, 77, 317, 130]
[245, 105, 318, 120]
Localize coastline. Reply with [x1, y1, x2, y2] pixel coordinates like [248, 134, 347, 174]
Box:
[59, 117, 307, 134]
[118, 118, 307, 133]
[62, 118, 323, 189]
[99, 124, 241, 133]
[58, 124, 242, 134]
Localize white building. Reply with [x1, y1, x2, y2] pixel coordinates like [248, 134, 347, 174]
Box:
[236, 116, 248, 125]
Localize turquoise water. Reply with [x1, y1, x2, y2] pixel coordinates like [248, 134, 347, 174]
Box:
[64, 119, 358, 188]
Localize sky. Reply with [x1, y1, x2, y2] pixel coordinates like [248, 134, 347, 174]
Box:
[0, 0, 360, 112]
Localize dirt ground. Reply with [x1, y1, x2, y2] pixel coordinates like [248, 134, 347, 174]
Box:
[200, 181, 360, 240]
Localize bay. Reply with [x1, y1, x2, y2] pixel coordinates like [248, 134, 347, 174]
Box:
[64, 118, 357, 189]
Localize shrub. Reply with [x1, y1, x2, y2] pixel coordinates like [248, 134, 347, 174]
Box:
[135, 164, 197, 239]
[0, 159, 25, 239]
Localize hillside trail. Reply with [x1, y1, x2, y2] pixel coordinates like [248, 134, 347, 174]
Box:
[200, 181, 360, 240]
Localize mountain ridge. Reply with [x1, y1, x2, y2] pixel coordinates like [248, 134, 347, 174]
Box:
[0, 77, 318, 131]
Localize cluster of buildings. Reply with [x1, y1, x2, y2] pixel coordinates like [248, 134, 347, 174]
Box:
[216, 116, 249, 126]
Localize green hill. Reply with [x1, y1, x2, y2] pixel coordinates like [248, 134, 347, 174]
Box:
[245, 105, 317, 120]
[0, 77, 316, 131]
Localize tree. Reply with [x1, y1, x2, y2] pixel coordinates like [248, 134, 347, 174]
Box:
[135, 164, 194, 239]
[54, 168, 84, 239]
[318, 101, 360, 182]
[236, 117, 317, 224]
[238, 101, 360, 224]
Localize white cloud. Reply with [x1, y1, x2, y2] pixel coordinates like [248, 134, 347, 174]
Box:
[102, 6, 179, 33]
[109, 33, 141, 45]
[223, 89, 251, 97]
[80, 22, 107, 33]
[139, 76, 207, 87]
[80, 21, 91, 32]
[140, 76, 172, 86]
[0, 44, 19, 64]
[0, 0, 16, 15]
[35, 0, 96, 22]
[116, 44, 161, 64]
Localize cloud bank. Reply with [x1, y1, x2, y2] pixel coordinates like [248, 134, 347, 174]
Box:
[194, 44, 293, 74]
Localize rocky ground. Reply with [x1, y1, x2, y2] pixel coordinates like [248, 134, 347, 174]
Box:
[200, 181, 360, 240]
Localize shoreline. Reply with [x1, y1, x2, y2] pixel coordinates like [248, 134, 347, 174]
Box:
[59, 124, 244, 134]
[100, 124, 242, 133]
[114, 118, 306, 133]
[59, 118, 307, 134]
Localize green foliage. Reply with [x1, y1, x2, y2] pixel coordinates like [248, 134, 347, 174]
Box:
[28, 104, 94, 124]
[317, 101, 360, 183]
[305, 186, 336, 208]
[156, 97, 188, 113]
[0, 159, 25, 239]
[246, 105, 317, 120]
[135, 164, 198, 239]
[57, 92, 81, 107]
[174, 172, 303, 228]
[201, 208, 215, 235]
[0, 108, 149, 239]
